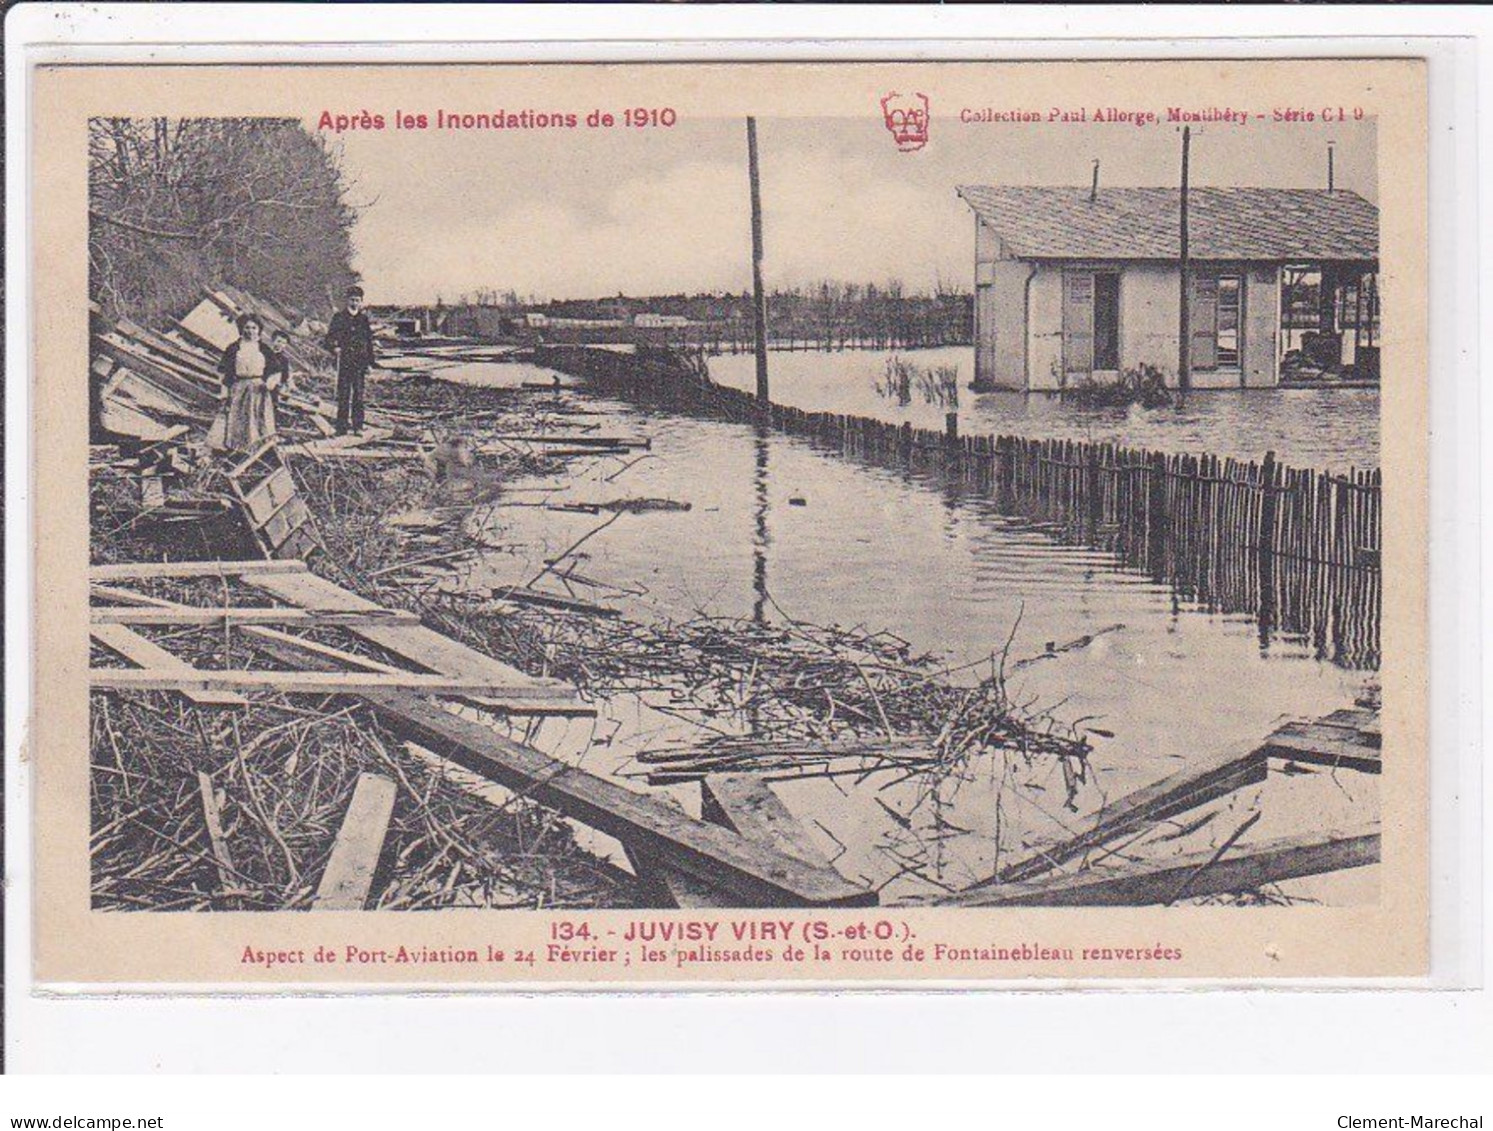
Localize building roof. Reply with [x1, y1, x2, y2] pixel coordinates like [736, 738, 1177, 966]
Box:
[957, 185, 1379, 262]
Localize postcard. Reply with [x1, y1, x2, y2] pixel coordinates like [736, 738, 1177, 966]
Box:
[30, 56, 1427, 985]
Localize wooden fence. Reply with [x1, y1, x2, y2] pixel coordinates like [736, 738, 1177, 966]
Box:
[536, 346, 1382, 670]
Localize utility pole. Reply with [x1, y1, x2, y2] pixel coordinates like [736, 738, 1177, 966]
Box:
[1177, 125, 1192, 393]
[747, 117, 770, 406]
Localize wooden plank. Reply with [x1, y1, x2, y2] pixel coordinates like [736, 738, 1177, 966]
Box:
[103, 366, 213, 422]
[480, 433, 651, 450]
[90, 559, 309, 582]
[259, 497, 314, 556]
[312, 773, 399, 910]
[488, 585, 620, 618]
[1263, 725, 1381, 774]
[196, 771, 240, 892]
[241, 625, 594, 718]
[244, 569, 567, 698]
[91, 668, 582, 699]
[941, 825, 1380, 907]
[89, 583, 177, 608]
[700, 774, 832, 866]
[177, 297, 241, 351]
[90, 623, 247, 708]
[310, 427, 395, 451]
[366, 690, 874, 907]
[95, 334, 221, 409]
[280, 444, 424, 462]
[116, 316, 223, 377]
[630, 852, 736, 909]
[1321, 707, 1378, 731]
[987, 739, 1270, 886]
[241, 467, 298, 523]
[227, 436, 283, 483]
[91, 606, 421, 628]
[98, 398, 186, 443]
[1312, 709, 1383, 750]
[633, 776, 831, 907]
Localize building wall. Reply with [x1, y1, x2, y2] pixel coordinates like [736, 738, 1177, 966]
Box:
[1118, 264, 1180, 380]
[972, 219, 1035, 391]
[975, 261, 1034, 390]
[970, 230, 1284, 390]
[1242, 264, 1280, 388]
[1027, 266, 1064, 390]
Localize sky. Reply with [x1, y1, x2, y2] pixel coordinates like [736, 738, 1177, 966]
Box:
[336, 115, 1377, 305]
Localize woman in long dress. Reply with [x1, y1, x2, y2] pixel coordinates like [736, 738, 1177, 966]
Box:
[217, 314, 279, 452]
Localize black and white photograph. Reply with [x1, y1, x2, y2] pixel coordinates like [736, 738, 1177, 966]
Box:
[27, 56, 1427, 986]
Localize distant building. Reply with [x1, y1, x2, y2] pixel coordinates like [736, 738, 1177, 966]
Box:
[634, 312, 689, 328]
[958, 185, 1380, 391]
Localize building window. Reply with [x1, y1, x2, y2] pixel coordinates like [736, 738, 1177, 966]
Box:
[1188, 271, 1244, 371]
[1216, 275, 1241, 368]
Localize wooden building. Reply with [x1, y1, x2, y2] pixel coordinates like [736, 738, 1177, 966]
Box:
[958, 185, 1380, 391]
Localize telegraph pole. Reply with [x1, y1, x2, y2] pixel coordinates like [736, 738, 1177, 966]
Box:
[1178, 125, 1192, 393]
[747, 117, 770, 406]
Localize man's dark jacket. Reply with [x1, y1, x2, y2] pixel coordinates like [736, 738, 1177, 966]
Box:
[325, 309, 376, 372]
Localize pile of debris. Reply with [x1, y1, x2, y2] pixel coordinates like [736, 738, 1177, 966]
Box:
[414, 599, 1096, 801]
[92, 286, 427, 561]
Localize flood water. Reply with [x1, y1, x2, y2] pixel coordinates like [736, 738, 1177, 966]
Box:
[706, 347, 1381, 474]
[428, 355, 1378, 903]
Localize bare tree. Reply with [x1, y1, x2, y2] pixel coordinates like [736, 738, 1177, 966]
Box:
[89, 117, 359, 324]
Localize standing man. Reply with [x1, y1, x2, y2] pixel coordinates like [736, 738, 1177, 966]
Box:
[325, 285, 376, 434]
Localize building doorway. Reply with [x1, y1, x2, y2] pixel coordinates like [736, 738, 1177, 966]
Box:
[1063, 269, 1121, 383]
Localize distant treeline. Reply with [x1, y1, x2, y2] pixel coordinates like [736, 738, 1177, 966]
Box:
[89, 117, 359, 325]
[435, 281, 974, 349]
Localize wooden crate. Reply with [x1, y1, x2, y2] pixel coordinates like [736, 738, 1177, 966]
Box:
[226, 439, 318, 560]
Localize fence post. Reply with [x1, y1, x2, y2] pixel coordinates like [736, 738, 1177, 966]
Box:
[1257, 449, 1279, 643]
[1147, 451, 1168, 576]
[1087, 444, 1103, 541]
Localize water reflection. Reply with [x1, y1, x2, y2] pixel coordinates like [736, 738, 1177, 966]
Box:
[445, 358, 1373, 900]
[752, 423, 770, 628]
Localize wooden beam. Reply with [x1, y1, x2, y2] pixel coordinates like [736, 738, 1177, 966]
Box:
[627, 850, 735, 909]
[985, 739, 1269, 887]
[242, 625, 594, 718]
[939, 825, 1380, 907]
[243, 569, 571, 702]
[90, 559, 309, 582]
[632, 777, 830, 908]
[280, 444, 423, 462]
[91, 606, 421, 628]
[90, 668, 583, 699]
[88, 584, 177, 608]
[363, 689, 874, 907]
[196, 771, 240, 892]
[701, 774, 832, 866]
[1263, 723, 1381, 774]
[479, 434, 650, 450]
[488, 585, 620, 618]
[90, 623, 247, 708]
[312, 773, 399, 910]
